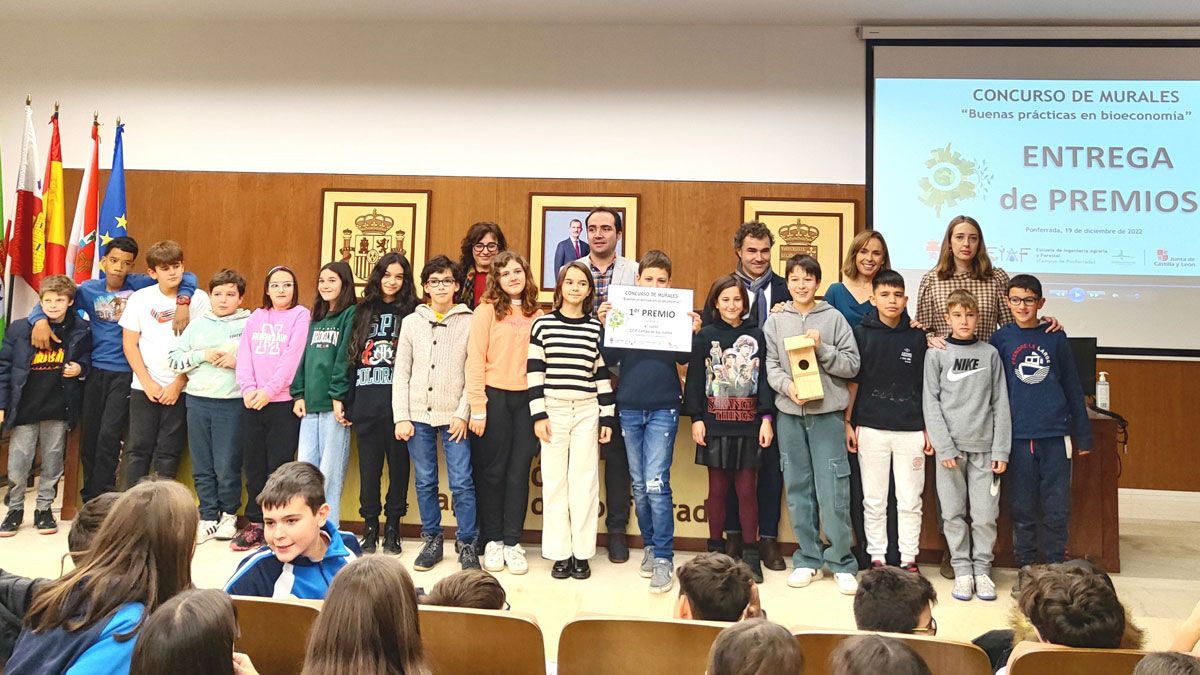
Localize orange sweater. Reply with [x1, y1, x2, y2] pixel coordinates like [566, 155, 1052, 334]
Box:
[465, 302, 543, 415]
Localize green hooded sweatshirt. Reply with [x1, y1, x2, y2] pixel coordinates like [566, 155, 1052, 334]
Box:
[290, 304, 356, 413]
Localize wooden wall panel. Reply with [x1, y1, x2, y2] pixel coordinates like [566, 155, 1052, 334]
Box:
[57, 169, 1196, 492]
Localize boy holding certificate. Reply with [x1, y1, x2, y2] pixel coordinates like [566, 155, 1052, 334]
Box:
[599, 251, 701, 594]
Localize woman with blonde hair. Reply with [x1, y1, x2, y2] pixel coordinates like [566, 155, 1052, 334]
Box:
[302, 555, 430, 675]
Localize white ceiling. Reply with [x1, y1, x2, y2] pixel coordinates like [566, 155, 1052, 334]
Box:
[10, 0, 1200, 25]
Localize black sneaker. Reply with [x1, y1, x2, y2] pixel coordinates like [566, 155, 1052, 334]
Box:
[33, 509, 57, 535]
[552, 557, 574, 579]
[706, 538, 726, 554]
[360, 519, 379, 554]
[458, 540, 481, 570]
[0, 510, 22, 538]
[571, 558, 592, 580]
[413, 533, 444, 571]
[725, 531, 744, 560]
[230, 523, 264, 552]
[383, 520, 402, 555]
[607, 532, 629, 563]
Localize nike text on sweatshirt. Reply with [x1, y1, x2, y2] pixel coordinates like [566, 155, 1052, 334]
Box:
[922, 336, 1012, 462]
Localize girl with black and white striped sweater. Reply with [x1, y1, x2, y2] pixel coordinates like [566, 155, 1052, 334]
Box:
[528, 262, 616, 580]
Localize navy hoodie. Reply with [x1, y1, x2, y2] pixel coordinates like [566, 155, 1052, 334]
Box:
[850, 309, 927, 432]
[990, 324, 1093, 447]
[602, 345, 686, 411]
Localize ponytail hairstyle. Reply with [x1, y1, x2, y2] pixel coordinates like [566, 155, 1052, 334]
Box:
[302, 555, 431, 675]
[312, 261, 356, 322]
[261, 265, 300, 310]
[130, 589, 238, 675]
[480, 251, 539, 320]
[347, 252, 418, 368]
[675, 552, 754, 622]
[24, 480, 197, 638]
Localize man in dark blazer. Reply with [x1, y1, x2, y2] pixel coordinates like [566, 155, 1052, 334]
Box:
[553, 219, 589, 276]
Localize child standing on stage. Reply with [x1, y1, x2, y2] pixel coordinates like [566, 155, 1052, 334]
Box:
[598, 250, 701, 594]
[120, 240, 210, 486]
[845, 270, 931, 573]
[292, 261, 357, 525]
[232, 265, 310, 551]
[167, 269, 251, 544]
[332, 253, 418, 554]
[684, 275, 774, 583]
[528, 261, 615, 581]
[764, 254, 861, 595]
[466, 251, 544, 574]
[990, 274, 1091, 592]
[924, 288, 1010, 601]
[394, 255, 480, 572]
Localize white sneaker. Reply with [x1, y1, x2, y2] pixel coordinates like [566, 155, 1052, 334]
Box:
[975, 574, 997, 601]
[504, 544, 529, 575]
[834, 572, 859, 595]
[196, 520, 218, 544]
[952, 575, 974, 601]
[787, 567, 823, 588]
[214, 513, 238, 541]
[483, 540, 505, 572]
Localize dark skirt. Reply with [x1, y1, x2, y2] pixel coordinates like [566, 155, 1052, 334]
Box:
[695, 435, 762, 470]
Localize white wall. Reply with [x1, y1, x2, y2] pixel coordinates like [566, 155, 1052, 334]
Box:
[0, 20, 864, 194]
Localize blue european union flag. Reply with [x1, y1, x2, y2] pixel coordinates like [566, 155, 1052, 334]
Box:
[97, 122, 126, 261]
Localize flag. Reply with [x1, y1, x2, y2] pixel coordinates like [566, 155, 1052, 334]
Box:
[6, 103, 43, 323]
[38, 110, 67, 281]
[96, 121, 126, 279]
[9, 103, 43, 290]
[66, 119, 100, 282]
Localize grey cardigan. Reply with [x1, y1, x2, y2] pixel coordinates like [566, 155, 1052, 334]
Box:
[392, 303, 473, 426]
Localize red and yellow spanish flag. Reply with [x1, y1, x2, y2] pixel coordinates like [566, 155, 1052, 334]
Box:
[38, 110, 67, 281]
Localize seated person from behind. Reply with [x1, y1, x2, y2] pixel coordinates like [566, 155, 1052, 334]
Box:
[853, 566, 938, 635]
[422, 569, 507, 611]
[999, 563, 1127, 675]
[673, 553, 757, 623]
[707, 618, 804, 675]
[224, 462, 361, 599]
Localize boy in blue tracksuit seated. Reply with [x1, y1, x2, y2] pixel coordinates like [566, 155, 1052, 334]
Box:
[990, 274, 1092, 584]
[224, 462, 361, 599]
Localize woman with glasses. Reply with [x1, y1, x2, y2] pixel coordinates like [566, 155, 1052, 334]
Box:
[231, 265, 310, 551]
[457, 221, 508, 309]
[331, 252, 420, 554]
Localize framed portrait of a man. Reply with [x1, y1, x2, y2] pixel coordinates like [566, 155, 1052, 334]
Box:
[529, 193, 639, 303]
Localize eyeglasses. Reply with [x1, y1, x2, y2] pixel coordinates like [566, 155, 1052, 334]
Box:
[1007, 296, 1040, 306]
[268, 282, 294, 290]
[425, 279, 455, 289]
[473, 242, 499, 253]
[912, 616, 937, 635]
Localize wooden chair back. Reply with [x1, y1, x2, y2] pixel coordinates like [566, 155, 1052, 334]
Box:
[557, 615, 727, 675]
[419, 605, 546, 675]
[231, 596, 321, 675]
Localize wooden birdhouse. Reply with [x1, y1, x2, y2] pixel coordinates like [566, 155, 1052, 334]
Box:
[784, 335, 824, 401]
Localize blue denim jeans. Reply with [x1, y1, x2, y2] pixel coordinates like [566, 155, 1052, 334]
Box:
[620, 408, 678, 560]
[186, 395, 244, 520]
[409, 421, 478, 542]
[298, 411, 352, 525]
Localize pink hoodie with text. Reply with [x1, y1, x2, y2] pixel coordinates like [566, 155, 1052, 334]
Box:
[236, 305, 312, 403]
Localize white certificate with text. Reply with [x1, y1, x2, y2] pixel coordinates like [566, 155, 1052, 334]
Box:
[603, 285, 694, 353]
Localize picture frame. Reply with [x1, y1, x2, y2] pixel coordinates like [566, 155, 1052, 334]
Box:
[741, 197, 857, 297]
[320, 189, 430, 292]
[529, 193, 640, 303]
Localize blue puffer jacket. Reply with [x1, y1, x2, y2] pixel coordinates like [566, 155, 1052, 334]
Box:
[0, 315, 91, 430]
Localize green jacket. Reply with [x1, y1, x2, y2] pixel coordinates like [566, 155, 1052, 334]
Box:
[167, 308, 251, 400]
[290, 304, 356, 413]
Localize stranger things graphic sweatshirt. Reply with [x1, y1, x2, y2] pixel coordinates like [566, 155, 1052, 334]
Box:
[683, 318, 773, 437]
[922, 336, 1012, 463]
[990, 324, 1093, 446]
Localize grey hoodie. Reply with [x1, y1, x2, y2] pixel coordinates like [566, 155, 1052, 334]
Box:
[393, 302, 474, 426]
[922, 337, 1012, 462]
[764, 301, 860, 416]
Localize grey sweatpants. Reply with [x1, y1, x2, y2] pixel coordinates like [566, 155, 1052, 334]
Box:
[936, 451, 999, 577]
[6, 421, 68, 510]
